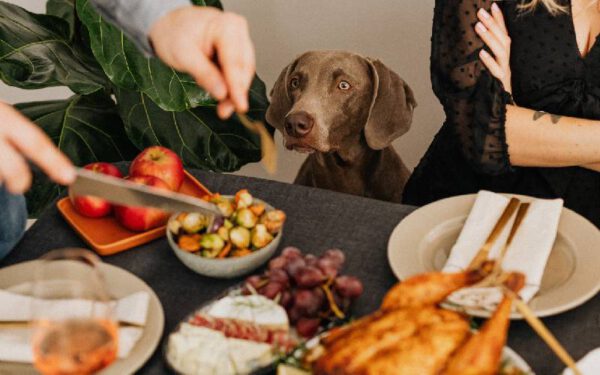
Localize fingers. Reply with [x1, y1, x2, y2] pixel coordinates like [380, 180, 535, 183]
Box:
[479, 49, 504, 79]
[1, 104, 75, 186]
[183, 53, 228, 101]
[491, 3, 508, 34]
[217, 99, 235, 119]
[476, 13, 509, 66]
[0, 138, 31, 194]
[475, 5, 512, 92]
[215, 13, 256, 113]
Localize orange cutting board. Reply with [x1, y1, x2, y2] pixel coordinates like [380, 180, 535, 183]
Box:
[57, 170, 212, 256]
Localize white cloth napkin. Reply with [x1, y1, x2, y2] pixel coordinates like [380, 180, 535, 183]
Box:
[443, 190, 563, 307]
[563, 348, 600, 375]
[0, 289, 149, 363]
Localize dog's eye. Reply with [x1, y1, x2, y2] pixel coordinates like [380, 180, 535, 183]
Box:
[290, 77, 300, 89]
[338, 81, 351, 90]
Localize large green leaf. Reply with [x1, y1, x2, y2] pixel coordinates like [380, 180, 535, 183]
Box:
[0, 1, 106, 94]
[116, 87, 263, 173]
[16, 92, 139, 216]
[76, 0, 216, 112]
[46, 0, 75, 38]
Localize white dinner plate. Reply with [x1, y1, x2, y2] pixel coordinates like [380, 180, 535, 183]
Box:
[387, 193, 600, 318]
[0, 260, 164, 374]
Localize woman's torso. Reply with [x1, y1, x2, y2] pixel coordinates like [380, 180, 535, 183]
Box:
[404, 0, 600, 226]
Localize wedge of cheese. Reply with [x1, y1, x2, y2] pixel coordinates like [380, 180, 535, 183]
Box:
[167, 324, 274, 375]
[207, 294, 289, 331]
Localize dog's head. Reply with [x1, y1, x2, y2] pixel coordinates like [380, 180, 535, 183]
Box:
[266, 51, 416, 154]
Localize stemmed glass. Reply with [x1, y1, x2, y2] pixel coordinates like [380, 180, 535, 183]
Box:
[30, 248, 118, 375]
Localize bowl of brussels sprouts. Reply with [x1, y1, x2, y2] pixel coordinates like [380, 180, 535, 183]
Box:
[166, 189, 286, 278]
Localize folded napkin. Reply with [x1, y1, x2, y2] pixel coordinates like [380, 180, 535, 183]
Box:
[0, 288, 149, 363]
[443, 190, 563, 307]
[563, 348, 600, 375]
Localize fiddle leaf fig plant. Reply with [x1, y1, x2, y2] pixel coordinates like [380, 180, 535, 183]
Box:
[0, 0, 268, 217]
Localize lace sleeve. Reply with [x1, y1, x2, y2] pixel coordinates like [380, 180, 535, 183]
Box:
[431, 0, 513, 175]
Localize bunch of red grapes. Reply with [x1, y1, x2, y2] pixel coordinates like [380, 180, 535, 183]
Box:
[244, 247, 363, 338]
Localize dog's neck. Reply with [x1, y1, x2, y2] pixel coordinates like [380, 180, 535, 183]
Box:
[315, 136, 381, 169]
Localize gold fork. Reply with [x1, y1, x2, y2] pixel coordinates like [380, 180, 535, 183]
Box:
[237, 113, 277, 174]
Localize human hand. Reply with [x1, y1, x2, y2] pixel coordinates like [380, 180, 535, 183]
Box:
[475, 3, 512, 93]
[0, 102, 75, 194]
[149, 6, 255, 119]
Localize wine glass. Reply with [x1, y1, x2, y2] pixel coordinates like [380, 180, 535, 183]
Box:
[30, 248, 118, 375]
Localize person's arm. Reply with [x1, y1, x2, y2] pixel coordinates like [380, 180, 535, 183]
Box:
[431, 0, 514, 175]
[89, 0, 190, 56]
[505, 105, 600, 167]
[474, 4, 600, 169]
[90, 0, 255, 119]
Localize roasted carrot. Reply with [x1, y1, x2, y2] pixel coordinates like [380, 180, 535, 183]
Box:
[217, 242, 233, 258]
[178, 234, 202, 252]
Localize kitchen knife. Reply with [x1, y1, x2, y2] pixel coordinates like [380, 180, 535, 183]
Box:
[70, 168, 221, 220]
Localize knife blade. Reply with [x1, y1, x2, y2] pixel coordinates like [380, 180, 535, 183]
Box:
[71, 168, 221, 219]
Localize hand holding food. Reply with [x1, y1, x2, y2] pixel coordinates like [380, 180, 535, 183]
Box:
[149, 6, 255, 119]
[170, 189, 286, 258]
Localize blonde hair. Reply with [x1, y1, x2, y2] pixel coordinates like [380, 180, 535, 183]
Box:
[519, 0, 568, 15]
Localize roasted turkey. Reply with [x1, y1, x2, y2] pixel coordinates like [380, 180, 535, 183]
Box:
[312, 262, 524, 375]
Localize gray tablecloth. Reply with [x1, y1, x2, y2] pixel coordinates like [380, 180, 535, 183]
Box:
[2, 168, 598, 374]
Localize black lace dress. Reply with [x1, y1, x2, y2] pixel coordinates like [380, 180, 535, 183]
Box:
[403, 0, 600, 226]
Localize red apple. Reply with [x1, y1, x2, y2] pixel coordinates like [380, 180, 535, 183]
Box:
[69, 163, 123, 218]
[129, 146, 184, 191]
[114, 175, 170, 232]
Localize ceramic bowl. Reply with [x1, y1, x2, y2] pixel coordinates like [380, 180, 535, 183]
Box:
[166, 197, 282, 279]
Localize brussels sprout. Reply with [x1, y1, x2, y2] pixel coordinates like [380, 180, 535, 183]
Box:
[168, 218, 182, 235]
[235, 189, 253, 208]
[224, 219, 234, 229]
[182, 212, 206, 233]
[216, 199, 235, 217]
[217, 226, 230, 241]
[200, 234, 225, 257]
[251, 224, 273, 248]
[208, 193, 222, 203]
[260, 210, 286, 234]
[229, 226, 251, 249]
[235, 208, 258, 228]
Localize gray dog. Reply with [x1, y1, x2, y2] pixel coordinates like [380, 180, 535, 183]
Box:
[266, 50, 417, 202]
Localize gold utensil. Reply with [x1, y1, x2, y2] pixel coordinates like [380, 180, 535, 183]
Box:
[468, 197, 521, 269]
[504, 289, 582, 375]
[492, 203, 530, 276]
[474, 202, 530, 288]
[237, 113, 277, 174]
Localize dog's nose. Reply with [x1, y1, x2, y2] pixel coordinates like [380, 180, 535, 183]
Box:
[284, 111, 314, 138]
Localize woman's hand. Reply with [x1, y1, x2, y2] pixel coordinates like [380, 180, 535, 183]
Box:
[475, 3, 513, 93]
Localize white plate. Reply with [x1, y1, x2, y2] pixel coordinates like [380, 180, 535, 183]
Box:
[502, 347, 532, 374]
[388, 193, 600, 318]
[0, 261, 164, 375]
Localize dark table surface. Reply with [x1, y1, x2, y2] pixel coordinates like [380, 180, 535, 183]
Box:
[2, 168, 598, 375]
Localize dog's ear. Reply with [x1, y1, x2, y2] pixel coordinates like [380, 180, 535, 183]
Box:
[364, 58, 417, 150]
[265, 60, 296, 131]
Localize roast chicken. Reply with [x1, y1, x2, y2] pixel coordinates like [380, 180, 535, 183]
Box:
[312, 262, 525, 375]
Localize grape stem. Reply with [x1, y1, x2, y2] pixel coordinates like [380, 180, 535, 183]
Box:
[321, 280, 345, 320]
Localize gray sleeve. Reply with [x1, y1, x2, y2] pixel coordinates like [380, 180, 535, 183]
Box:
[90, 0, 191, 56]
